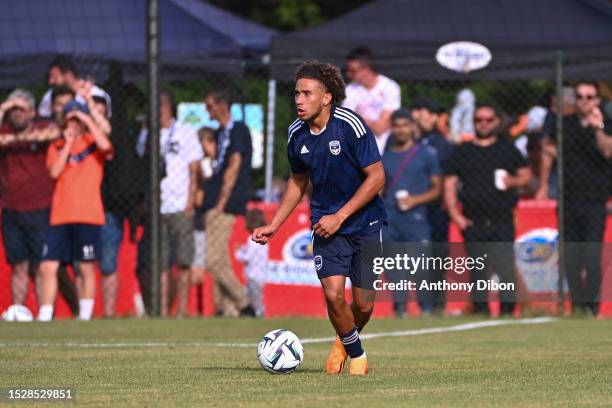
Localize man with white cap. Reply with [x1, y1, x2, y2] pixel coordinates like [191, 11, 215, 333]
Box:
[38, 56, 111, 120]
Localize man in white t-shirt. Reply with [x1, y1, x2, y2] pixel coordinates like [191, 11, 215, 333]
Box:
[38, 56, 112, 119]
[343, 47, 401, 154]
[136, 90, 203, 317]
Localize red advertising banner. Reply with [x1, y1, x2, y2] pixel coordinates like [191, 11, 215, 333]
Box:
[1, 200, 610, 318]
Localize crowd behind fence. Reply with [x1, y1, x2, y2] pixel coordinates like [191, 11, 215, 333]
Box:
[0, 42, 610, 320]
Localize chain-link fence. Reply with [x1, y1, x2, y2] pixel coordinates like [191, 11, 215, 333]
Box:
[1, 1, 611, 320]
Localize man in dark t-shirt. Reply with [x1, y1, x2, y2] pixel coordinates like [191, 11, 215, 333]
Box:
[444, 104, 532, 316]
[542, 81, 612, 316]
[204, 89, 254, 317]
[411, 96, 453, 313]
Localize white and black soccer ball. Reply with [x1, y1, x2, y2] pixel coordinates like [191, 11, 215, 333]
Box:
[257, 329, 304, 374]
[1, 304, 33, 322]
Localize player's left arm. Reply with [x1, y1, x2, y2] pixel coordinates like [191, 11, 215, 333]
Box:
[313, 161, 385, 238]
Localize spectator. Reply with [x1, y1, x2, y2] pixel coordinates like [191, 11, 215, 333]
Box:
[191, 127, 216, 315]
[541, 81, 612, 316]
[235, 209, 269, 318]
[138, 90, 202, 317]
[411, 96, 453, 162]
[37, 101, 113, 321]
[50, 85, 76, 126]
[82, 84, 122, 318]
[0, 89, 59, 306]
[444, 104, 532, 316]
[411, 96, 453, 313]
[49, 85, 83, 316]
[535, 87, 576, 200]
[51, 81, 115, 317]
[38, 56, 111, 119]
[343, 46, 401, 154]
[449, 88, 476, 142]
[99, 62, 142, 317]
[76, 80, 112, 135]
[204, 89, 255, 317]
[515, 106, 548, 195]
[382, 109, 442, 317]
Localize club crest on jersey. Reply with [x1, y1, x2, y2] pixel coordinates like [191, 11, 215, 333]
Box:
[329, 140, 341, 155]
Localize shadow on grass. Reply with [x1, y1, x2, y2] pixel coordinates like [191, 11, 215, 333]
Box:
[191, 367, 321, 374]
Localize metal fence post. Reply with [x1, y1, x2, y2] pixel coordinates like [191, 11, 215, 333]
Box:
[264, 79, 277, 202]
[147, 0, 161, 317]
[555, 50, 565, 316]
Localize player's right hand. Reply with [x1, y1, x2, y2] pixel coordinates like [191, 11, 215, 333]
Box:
[252, 225, 276, 245]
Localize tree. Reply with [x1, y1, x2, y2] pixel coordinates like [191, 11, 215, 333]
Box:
[206, 0, 370, 31]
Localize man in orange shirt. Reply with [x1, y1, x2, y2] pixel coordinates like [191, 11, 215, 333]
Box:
[37, 101, 112, 321]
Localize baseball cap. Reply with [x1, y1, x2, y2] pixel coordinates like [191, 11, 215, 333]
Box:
[90, 86, 112, 118]
[63, 100, 89, 115]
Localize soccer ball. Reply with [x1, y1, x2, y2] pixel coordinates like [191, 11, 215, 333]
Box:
[257, 329, 304, 374]
[1, 304, 33, 322]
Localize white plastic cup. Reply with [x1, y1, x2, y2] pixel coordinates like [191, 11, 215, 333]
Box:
[395, 189, 410, 211]
[201, 157, 214, 178]
[494, 169, 508, 191]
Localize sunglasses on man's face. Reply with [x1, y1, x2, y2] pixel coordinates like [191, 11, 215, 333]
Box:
[576, 93, 597, 101]
[475, 116, 495, 124]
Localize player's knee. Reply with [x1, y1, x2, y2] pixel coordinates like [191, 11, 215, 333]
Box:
[323, 287, 345, 309]
[354, 300, 374, 316]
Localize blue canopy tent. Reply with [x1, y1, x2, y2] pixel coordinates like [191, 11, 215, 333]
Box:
[0, 0, 277, 86]
[270, 0, 612, 80]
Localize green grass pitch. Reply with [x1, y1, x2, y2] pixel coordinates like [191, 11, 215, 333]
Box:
[0, 317, 611, 407]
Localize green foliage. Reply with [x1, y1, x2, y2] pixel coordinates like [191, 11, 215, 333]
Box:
[206, 0, 371, 31]
[274, 0, 323, 31]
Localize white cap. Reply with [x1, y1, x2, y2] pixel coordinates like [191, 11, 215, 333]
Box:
[90, 85, 112, 118]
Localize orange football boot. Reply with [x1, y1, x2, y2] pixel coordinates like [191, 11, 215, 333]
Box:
[325, 335, 348, 374]
[348, 355, 368, 376]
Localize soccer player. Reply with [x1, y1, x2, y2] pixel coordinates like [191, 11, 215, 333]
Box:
[252, 61, 386, 375]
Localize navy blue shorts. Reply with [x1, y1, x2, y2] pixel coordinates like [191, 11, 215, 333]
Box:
[42, 224, 101, 263]
[312, 229, 382, 288]
[1, 208, 49, 265]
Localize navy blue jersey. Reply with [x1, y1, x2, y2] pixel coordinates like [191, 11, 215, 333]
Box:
[287, 106, 387, 236]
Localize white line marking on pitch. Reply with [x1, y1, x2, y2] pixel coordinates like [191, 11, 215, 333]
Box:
[213, 317, 557, 347]
[0, 317, 556, 349]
